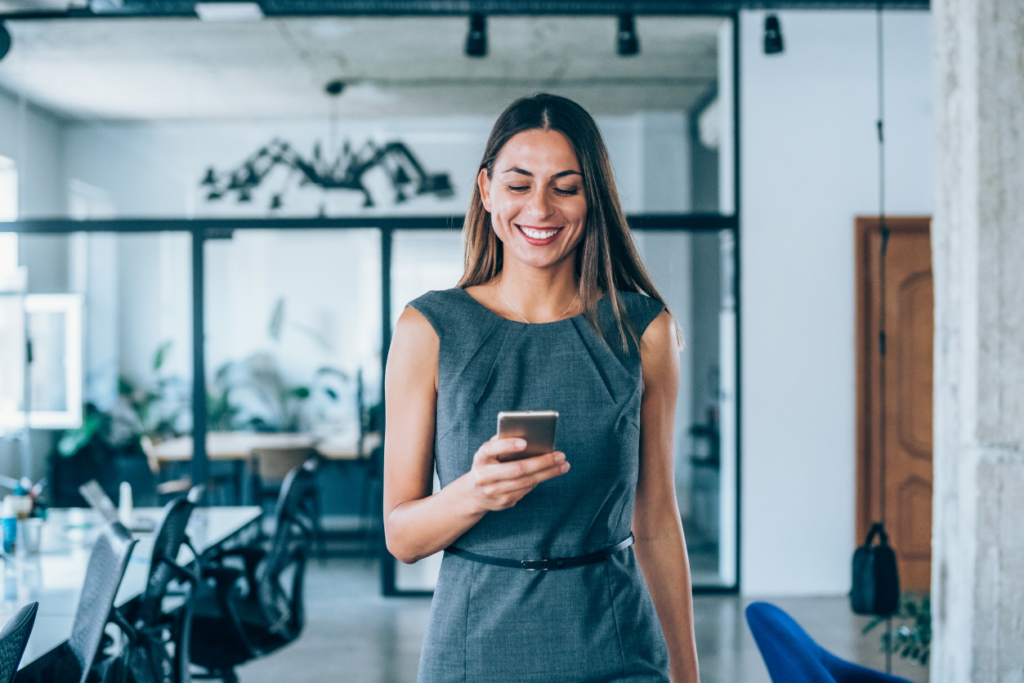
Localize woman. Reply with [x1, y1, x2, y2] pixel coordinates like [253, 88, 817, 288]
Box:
[384, 93, 700, 683]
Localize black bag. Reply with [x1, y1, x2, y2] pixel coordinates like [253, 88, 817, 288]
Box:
[851, 522, 900, 616]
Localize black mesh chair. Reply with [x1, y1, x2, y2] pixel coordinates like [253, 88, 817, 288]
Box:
[16, 522, 137, 683]
[189, 459, 318, 682]
[358, 445, 385, 554]
[119, 490, 201, 683]
[0, 602, 37, 683]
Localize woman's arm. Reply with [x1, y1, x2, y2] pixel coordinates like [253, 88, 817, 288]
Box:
[633, 310, 700, 683]
[383, 306, 570, 564]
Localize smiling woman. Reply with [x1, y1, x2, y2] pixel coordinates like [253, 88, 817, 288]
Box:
[474, 128, 587, 319]
[459, 94, 663, 348]
[384, 94, 701, 683]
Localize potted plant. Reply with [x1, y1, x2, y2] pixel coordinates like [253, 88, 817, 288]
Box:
[51, 341, 189, 507]
[862, 593, 931, 666]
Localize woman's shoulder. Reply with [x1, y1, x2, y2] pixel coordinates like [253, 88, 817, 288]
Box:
[406, 288, 481, 337]
[612, 290, 666, 337]
[408, 287, 464, 310]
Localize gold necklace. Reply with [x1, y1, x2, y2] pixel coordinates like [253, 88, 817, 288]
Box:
[497, 285, 579, 324]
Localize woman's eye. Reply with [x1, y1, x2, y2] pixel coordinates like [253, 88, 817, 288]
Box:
[554, 187, 580, 197]
[507, 185, 530, 193]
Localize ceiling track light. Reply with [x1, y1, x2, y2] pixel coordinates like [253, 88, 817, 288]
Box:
[0, 21, 11, 63]
[764, 13, 784, 55]
[465, 13, 487, 58]
[618, 13, 639, 57]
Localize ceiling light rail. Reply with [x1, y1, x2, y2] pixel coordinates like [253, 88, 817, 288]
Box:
[0, 0, 929, 21]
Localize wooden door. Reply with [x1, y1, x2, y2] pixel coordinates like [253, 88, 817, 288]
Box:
[856, 216, 933, 592]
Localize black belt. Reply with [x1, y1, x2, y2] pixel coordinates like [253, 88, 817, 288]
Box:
[445, 533, 634, 571]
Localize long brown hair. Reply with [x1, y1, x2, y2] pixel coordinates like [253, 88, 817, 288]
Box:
[458, 93, 669, 352]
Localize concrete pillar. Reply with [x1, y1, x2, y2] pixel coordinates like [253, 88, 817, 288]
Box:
[932, 0, 1024, 680]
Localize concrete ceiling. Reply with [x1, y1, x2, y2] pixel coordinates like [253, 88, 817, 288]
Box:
[0, 15, 723, 120]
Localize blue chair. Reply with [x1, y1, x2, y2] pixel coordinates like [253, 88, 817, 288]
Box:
[745, 602, 913, 683]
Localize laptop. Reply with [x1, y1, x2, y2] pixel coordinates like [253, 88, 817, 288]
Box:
[78, 480, 156, 532]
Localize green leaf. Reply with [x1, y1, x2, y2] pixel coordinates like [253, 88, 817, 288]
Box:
[153, 340, 173, 372]
[269, 298, 285, 341]
[57, 411, 103, 457]
[862, 616, 884, 635]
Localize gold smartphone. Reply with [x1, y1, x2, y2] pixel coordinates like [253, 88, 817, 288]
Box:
[496, 410, 559, 461]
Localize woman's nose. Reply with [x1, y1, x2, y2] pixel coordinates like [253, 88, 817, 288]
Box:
[526, 189, 553, 219]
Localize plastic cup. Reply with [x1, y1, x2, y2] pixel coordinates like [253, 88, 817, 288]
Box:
[22, 519, 42, 555]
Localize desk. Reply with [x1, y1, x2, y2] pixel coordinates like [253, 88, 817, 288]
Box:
[150, 432, 380, 506]
[2, 506, 261, 669]
[150, 432, 380, 463]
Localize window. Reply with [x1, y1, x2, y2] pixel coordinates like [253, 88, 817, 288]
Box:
[0, 156, 18, 287]
[0, 155, 16, 223]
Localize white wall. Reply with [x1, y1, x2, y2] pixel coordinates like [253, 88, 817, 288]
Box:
[0, 89, 67, 482]
[0, 88, 65, 218]
[62, 113, 689, 219]
[740, 10, 933, 595]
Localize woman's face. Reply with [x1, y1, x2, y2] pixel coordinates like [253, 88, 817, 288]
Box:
[478, 128, 587, 273]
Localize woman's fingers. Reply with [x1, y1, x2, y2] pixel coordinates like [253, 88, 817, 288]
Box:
[469, 441, 570, 511]
[480, 459, 570, 496]
[476, 451, 568, 487]
[473, 437, 527, 464]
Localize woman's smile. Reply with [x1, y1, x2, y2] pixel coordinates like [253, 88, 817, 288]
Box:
[517, 224, 563, 245]
[477, 128, 587, 271]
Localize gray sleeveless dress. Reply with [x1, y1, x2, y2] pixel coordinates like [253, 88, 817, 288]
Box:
[410, 287, 670, 683]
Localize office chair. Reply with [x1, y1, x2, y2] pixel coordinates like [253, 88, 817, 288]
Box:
[746, 602, 913, 683]
[248, 447, 319, 509]
[189, 460, 318, 682]
[16, 523, 137, 683]
[0, 602, 38, 683]
[358, 444, 385, 555]
[119, 490, 201, 683]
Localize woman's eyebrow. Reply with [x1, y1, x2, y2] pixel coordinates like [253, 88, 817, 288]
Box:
[501, 167, 582, 178]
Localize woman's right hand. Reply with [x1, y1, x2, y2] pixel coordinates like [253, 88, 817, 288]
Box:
[465, 437, 570, 513]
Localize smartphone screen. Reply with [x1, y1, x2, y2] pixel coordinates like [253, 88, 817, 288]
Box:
[496, 410, 558, 461]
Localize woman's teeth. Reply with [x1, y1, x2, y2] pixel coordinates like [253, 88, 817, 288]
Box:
[520, 226, 560, 239]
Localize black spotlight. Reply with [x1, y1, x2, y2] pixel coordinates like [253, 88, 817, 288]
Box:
[618, 14, 639, 56]
[764, 14, 784, 55]
[465, 13, 487, 58]
[325, 79, 345, 96]
[0, 22, 11, 62]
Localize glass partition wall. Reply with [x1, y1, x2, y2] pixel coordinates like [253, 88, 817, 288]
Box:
[3, 232, 193, 506]
[1, 11, 739, 592]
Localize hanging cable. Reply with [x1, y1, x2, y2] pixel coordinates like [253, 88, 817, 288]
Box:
[877, 0, 888, 528]
[875, 3, 894, 675]
[851, 2, 900, 637]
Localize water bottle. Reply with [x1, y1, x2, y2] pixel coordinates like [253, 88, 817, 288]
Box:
[2, 498, 16, 555]
[118, 482, 134, 528]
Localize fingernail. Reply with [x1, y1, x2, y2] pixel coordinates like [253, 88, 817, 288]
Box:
[516, 439, 527, 449]
[560, 463, 570, 473]
[554, 453, 566, 463]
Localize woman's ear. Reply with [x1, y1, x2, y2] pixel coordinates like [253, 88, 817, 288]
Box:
[477, 168, 492, 213]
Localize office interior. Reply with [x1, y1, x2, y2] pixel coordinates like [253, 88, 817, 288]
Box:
[0, 0, 993, 681]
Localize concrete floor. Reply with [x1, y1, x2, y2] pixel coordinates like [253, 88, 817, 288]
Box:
[232, 558, 929, 683]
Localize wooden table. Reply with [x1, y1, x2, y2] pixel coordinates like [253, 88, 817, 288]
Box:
[150, 431, 380, 463]
[5, 506, 262, 669]
[148, 431, 380, 504]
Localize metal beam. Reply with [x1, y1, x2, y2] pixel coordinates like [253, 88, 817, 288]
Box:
[4, 214, 737, 233]
[1, 0, 928, 20]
